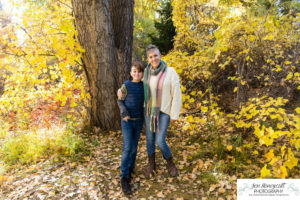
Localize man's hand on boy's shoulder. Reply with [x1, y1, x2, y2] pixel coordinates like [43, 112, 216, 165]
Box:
[123, 116, 130, 122]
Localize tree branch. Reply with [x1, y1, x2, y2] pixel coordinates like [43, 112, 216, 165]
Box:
[57, 0, 73, 10]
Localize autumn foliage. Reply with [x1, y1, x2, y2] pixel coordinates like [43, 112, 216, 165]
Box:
[0, 0, 89, 169]
[165, 0, 299, 178]
[0, 0, 299, 180]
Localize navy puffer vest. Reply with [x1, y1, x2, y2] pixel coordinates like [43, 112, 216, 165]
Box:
[124, 80, 144, 118]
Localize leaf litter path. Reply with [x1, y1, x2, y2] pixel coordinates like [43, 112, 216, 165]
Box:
[0, 130, 237, 200]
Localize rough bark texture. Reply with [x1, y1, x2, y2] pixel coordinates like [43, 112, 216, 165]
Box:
[71, 0, 134, 130]
[110, 0, 134, 77]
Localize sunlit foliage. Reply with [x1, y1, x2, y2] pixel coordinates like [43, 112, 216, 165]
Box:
[165, 0, 299, 178]
[0, 0, 89, 168]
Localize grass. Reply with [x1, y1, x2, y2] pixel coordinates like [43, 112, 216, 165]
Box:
[0, 122, 90, 174]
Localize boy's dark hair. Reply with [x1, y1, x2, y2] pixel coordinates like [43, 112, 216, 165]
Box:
[131, 61, 145, 72]
[146, 44, 161, 56]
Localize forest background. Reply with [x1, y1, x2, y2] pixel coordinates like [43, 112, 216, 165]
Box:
[0, 0, 299, 198]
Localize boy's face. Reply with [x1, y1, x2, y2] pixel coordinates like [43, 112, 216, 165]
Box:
[130, 66, 144, 82]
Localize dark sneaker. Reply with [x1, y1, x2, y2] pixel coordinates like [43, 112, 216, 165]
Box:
[120, 177, 132, 195]
[128, 169, 134, 182]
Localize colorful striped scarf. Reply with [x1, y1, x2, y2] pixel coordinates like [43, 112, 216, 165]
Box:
[144, 60, 167, 133]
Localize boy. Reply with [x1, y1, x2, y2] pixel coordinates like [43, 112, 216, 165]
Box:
[117, 61, 144, 195]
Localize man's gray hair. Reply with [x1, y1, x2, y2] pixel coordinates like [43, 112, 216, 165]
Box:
[146, 44, 160, 56]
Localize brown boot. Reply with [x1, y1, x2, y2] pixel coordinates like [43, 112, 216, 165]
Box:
[166, 156, 178, 177]
[145, 153, 156, 179]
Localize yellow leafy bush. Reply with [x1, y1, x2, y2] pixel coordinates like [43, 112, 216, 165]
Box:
[234, 96, 299, 178]
[0, 0, 89, 167]
[167, 0, 299, 178]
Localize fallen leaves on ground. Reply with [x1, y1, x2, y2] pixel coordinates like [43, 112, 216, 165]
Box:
[0, 131, 237, 199]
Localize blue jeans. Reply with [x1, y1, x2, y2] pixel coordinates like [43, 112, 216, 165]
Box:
[145, 111, 172, 159]
[120, 118, 143, 178]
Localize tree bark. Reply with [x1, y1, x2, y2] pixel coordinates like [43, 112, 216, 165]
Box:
[110, 0, 134, 77]
[71, 0, 134, 131]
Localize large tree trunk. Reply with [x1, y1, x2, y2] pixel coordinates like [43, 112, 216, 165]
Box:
[110, 0, 134, 76]
[71, 0, 134, 130]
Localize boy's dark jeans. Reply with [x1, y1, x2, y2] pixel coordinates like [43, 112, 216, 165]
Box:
[120, 118, 143, 178]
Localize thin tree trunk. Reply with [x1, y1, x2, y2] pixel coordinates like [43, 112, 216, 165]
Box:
[236, 60, 247, 108]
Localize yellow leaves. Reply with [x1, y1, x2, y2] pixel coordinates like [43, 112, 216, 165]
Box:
[183, 115, 207, 133]
[0, 0, 89, 131]
[264, 76, 270, 81]
[181, 85, 186, 92]
[233, 87, 238, 93]
[245, 113, 253, 120]
[236, 147, 242, 152]
[188, 98, 195, 103]
[201, 106, 208, 113]
[184, 103, 190, 109]
[284, 148, 298, 170]
[295, 139, 300, 149]
[71, 162, 77, 168]
[70, 100, 77, 108]
[275, 65, 282, 72]
[197, 90, 205, 98]
[187, 115, 194, 123]
[248, 35, 256, 42]
[260, 164, 271, 178]
[263, 34, 274, 41]
[190, 91, 196, 96]
[276, 123, 285, 129]
[285, 73, 293, 80]
[269, 156, 280, 166]
[279, 166, 288, 178]
[170, 0, 298, 181]
[267, 107, 276, 113]
[164, 0, 298, 178]
[284, 157, 298, 170]
[235, 120, 251, 128]
[261, 145, 298, 178]
[264, 149, 274, 162]
[226, 145, 232, 151]
[245, 122, 252, 128]
[259, 135, 273, 146]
